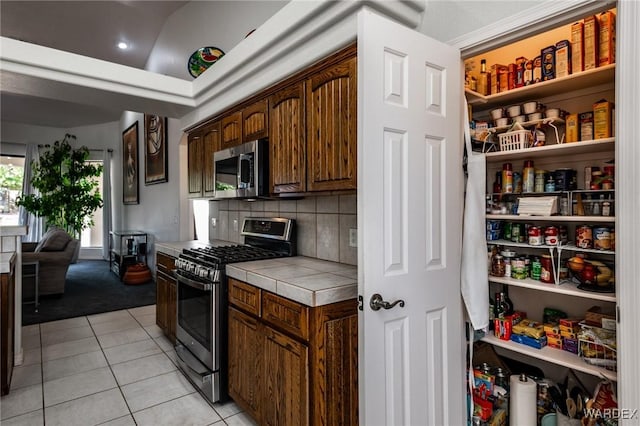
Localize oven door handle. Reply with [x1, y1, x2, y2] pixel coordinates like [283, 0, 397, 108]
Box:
[174, 270, 213, 292]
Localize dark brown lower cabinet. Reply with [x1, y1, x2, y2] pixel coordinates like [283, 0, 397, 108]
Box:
[1, 256, 16, 396]
[228, 278, 358, 426]
[156, 252, 176, 343]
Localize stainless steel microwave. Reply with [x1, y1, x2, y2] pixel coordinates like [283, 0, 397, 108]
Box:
[213, 139, 268, 199]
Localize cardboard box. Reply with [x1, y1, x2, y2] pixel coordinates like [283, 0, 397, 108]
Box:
[599, 10, 616, 66]
[584, 15, 599, 70]
[532, 56, 542, 83]
[555, 40, 572, 78]
[593, 99, 614, 139]
[571, 21, 585, 73]
[490, 64, 508, 94]
[579, 111, 594, 142]
[510, 333, 547, 349]
[541, 45, 556, 81]
[546, 333, 563, 349]
[566, 113, 580, 142]
[515, 57, 527, 88]
[507, 63, 516, 91]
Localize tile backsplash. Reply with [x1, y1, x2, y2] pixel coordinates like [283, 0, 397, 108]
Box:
[210, 195, 357, 265]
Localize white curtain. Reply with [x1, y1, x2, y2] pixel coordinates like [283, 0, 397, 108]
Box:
[19, 144, 44, 242]
[102, 149, 113, 260]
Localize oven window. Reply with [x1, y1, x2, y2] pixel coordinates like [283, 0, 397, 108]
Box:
[178, 282, 212, 352]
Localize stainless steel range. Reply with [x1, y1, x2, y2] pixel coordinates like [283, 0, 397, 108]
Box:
[174, 217, 296, 404]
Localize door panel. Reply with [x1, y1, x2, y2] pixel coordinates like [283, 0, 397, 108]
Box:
[243, 99, 269, 142]
[358, 10, 464, 426]
[269, 83, 306, 193]
[203, 121, 220, 197]
[306, 56, 357, 191]
[221, 111, 243, 150]
[187, 132, 203, 197]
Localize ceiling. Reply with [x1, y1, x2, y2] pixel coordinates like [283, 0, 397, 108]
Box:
[0, 0, 188, 128]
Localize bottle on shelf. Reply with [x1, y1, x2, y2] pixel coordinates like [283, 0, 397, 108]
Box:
[502, 163, 513, 194]
[522, 160, 535, 193]
[501, 286, 514, 316]
[478, 59, 490, 96]
[494, 292, 505, 319]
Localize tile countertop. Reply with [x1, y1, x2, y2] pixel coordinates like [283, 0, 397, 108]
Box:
[227, 257, 358, 307]
[153, 240, 358, 308]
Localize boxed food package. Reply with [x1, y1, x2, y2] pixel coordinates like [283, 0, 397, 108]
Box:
[584, 15, 599, 70]
[566, 113, 580, 142]
[585, 305, 616, 329]
[541, 45, 556, 81]
[543, 323, 560, 335]
[593, 99, 614, 139]
[515, 57, 527, 88]
[546, 333, 563, 349]
[599, 10, 616, 66]
[555, 40, 572, 78]
[524, 59, 534, 85]
[532, 56, 542, 83]
[579, 111, 594, 141]
[512, 319, 545, 339]
[563, 337, 579, 354]
[510, 333, 548, 349]
[571, 21, 585, 73]
[491, 64, 508, 94]
[559, 318, 582, 331]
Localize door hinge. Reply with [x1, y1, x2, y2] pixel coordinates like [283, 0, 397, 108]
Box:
[616, 305, 620, 323]
[358, 295, 364, 311]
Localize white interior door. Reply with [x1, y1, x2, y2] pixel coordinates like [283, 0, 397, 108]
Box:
[357, 9, 465, 426]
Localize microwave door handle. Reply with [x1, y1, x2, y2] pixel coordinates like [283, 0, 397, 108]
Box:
[238, 154, 252, 189]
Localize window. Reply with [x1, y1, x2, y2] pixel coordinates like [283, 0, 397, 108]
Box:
[80, 160, 104, 248]
[0, 155, 25, 226]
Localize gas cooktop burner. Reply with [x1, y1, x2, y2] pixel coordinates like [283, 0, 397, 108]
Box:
[186, 245, 286, 264]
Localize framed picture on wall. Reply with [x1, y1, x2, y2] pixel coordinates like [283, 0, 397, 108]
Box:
[144, 114, 168, 185]
[122, 121, 139, 205]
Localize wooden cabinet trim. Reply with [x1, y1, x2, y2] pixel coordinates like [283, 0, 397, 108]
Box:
[262, 291, 310, 341]
[187, 132, 204, 197]
[228, 278, 262, 317]
[203, 121, 221, 196]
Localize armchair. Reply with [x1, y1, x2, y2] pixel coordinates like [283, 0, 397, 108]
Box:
[22, 229, 79, 297]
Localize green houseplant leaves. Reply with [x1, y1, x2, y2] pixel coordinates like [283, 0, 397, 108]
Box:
[16, 134, 103, 238]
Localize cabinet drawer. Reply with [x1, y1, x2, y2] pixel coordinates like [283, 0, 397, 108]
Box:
[262, 292, 309, 341]
[156, 252, 176, 275]
[228, 278, 261, 316]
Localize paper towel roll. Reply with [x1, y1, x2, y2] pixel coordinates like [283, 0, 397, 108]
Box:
[509, 374, 537, 426]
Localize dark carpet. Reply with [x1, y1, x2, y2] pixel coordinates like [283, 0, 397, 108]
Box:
[22, 260, 156, 326]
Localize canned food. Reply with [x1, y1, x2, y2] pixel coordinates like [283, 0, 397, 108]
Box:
[559, 226, 569, 244]
[511, 257, 527, 280]
[501, 250, 516, 278]
[528, 226, 543, 245]
[576, 225, 593, 249]
[594, 227, 611, 250]
[544, 226, 559, 246]
[610, 228, 615, 251]
[540, 254, 554, 283]
[511, 223, 521, 243]
[531, 257, 542, 280]
[503, 222, 512, 240]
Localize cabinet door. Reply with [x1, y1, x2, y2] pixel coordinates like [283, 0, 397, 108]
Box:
[187, 131, 204, 198]
[269, 82, 306, 194]
[262, 325, 309, 426]
[220, 111, 243, 150]
[243, 99, 269, 142]
[1, 268, 15, 396]
[228, 307, 263, 422]
[306, 56, 357, 191]
[167, 280, 177, 344]
[203, 121, 220, 197]
[155, 272, 169, 333]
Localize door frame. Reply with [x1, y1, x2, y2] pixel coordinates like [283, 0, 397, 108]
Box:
[450, 0, 640, 414]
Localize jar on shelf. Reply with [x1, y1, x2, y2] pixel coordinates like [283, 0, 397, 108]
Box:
[491, 254, 506, 277]
[540, 254, 554, 283]
[501, 250, 516, 278]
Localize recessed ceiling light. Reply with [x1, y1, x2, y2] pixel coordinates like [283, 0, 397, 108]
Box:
[118, 42, 128, 50]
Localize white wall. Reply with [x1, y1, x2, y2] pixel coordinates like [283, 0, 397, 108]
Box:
[146, 1, 288, 80]
[1, 122, 71, 146]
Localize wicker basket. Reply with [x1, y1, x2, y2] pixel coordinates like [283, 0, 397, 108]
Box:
[498, 129, 530, 151]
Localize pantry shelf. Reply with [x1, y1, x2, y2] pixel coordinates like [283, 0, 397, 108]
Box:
[465, 64, 615, 109]
[485, 138, 615, 162]
[488, 275, 616, 303]
[486, 214, 615, 223]
[489, 240, 615, 256]
[481, 334, 617, 382]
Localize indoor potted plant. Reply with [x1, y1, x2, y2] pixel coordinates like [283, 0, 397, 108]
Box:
[16, 134, 103, 261]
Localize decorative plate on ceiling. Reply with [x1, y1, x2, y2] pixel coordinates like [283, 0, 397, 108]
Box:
[188, 46, 225, 78]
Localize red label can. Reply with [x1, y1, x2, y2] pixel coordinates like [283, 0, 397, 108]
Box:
[544, 226, 559, 246]
[576, 225, 593, 249]
[540, 254, 554, 283]
[528, 226, 543, 245]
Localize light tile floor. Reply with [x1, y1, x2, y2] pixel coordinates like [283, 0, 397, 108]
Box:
[0, 305, 257, 426]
